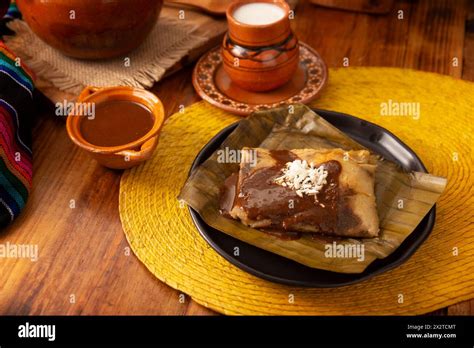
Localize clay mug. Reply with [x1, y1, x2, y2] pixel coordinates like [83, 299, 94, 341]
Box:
[222, 0, 299, 92]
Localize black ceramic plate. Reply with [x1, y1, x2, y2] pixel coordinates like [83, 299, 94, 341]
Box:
[188, 109, 436, 287]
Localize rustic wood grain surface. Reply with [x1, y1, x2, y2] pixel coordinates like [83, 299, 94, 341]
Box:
[0, 0, 472, 315]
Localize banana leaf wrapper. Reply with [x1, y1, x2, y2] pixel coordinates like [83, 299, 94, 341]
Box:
[179, 104, 447, 273]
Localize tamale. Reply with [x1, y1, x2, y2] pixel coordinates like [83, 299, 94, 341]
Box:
[179, 104, 447, 273]
[220, 148, 379, 238]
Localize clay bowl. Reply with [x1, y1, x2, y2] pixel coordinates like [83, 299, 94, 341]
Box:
[66, 86, 165, 169]
[17, 0, 163, 59]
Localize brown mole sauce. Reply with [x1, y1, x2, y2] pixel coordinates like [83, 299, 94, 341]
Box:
[81, 100, 154, 147]
[220, 149, 360, 240]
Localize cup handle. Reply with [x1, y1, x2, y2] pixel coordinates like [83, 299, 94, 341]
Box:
[77, 86, 101, 102]
[116, 136, 159, 163]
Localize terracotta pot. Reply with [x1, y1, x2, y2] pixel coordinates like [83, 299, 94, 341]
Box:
[17, 0, 163, 59]
[222, 0, 299, 92]
[66, 86, 165, 169]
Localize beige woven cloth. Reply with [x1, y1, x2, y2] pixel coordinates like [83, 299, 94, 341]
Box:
[4, 15, 209, 95]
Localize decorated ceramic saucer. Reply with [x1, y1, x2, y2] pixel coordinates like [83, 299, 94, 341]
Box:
[192, 42, 328, 116]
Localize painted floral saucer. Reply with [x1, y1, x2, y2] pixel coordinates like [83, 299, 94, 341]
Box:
[192, 42, 328, 116]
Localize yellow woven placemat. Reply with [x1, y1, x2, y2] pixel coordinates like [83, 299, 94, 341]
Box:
[119, 67, 474, 315]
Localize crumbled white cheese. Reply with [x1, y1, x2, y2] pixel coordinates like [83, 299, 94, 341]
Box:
[274, 160, 328, 200]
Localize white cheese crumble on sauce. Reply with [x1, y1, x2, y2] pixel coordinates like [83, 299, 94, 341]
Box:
[274, 160, 328, 199]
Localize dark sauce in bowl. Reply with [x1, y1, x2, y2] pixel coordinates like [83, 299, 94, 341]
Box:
[81, 100, 154, 147]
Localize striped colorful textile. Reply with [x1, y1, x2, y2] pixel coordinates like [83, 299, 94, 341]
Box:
[4, 0, 20, 20]
[0, 39, 34, 227]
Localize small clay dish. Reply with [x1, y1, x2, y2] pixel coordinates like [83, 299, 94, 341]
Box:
[66, 86, 165, 170]
[193, 42, 328, 116]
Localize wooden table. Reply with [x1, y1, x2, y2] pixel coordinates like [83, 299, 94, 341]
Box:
[1, 0, 472, 315]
